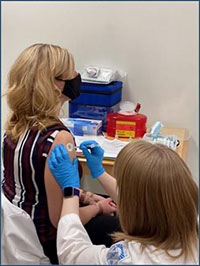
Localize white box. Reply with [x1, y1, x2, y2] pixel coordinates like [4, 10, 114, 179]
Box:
[61, 118, 102, 136]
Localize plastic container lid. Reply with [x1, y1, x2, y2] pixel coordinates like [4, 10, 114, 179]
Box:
[118, 101, 136, 115]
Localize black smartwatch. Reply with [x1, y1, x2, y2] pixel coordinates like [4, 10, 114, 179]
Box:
[63, 187, 80, 198]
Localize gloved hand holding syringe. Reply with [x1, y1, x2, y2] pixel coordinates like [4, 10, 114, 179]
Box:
[66, 142, 100, 152]
[66, 141, 105, 178]
[49, 140, 104, 191]
[49, 140, 118, 204]
[66, 140, 105, 179]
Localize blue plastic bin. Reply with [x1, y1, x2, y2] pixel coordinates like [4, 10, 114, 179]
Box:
[71, 81, 122, 107]
[69, 102, 120, 131]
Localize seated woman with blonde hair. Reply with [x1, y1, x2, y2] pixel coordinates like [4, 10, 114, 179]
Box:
[2, 43, 119, 264]
[48, 140, 198, 264]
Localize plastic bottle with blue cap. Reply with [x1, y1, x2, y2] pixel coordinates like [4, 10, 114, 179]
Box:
[149, 121, 164, 140]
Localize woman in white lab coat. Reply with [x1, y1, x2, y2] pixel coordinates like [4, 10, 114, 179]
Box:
[48, 140, 198, 265]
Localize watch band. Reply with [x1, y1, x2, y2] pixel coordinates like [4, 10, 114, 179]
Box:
[63, 187, 80, 198]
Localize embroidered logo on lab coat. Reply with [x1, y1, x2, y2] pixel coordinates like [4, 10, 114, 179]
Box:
[106, 242, 129, 265]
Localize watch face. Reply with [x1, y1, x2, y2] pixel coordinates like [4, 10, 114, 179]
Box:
[63, 187, 79, 197]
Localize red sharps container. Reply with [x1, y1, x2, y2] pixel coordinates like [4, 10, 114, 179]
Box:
[106, 103, 147, 139]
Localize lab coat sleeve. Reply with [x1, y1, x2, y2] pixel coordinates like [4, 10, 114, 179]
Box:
[57, 213, 109, 264]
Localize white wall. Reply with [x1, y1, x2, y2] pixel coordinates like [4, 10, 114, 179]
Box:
[2, 1, 198, 180]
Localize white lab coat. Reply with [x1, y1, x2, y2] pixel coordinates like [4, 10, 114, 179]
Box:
[1, 193, 50, 265]
[57, 213, 198, 265]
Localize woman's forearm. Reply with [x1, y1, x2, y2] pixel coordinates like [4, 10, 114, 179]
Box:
[97, 172, 117, 203]
[79, 205, 100, 225]
[60, 196, 79, 218]
[60, 194, 101, 225]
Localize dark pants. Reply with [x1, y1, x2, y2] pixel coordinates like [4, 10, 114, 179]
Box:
[43, 239, 58, 264]
[85, 215, 121, 247]
[43, 215, 121, 264]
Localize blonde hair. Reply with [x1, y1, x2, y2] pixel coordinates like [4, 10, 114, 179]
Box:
[113, 140, 198, 261]
[5, 43, 75, 140]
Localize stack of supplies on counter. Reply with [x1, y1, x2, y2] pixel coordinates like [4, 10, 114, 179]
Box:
[143, 121, 179, 150]
[69, 66, 123, 131]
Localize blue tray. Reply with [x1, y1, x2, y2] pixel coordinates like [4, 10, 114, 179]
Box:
[71, 81, 122, 107]
[69, 102, 120, 131]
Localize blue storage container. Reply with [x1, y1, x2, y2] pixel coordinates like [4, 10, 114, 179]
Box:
[69, 102, 120, 131]
[71, 81, 122, 107]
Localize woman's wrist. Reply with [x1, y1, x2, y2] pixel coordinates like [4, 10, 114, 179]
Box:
[90, 203, 102, 217]
[95, 202, 102, 216]
[61, 196, 79, 218]
[80, 190, 95, 205]
[79, 190, 87, 203]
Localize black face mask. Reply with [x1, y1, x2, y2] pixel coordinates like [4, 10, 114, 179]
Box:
[57, 73, 81, 100]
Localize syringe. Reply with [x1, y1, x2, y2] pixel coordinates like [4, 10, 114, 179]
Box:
[66, 143, 99, 152]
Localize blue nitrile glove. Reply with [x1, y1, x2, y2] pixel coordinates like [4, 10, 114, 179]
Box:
[48, 144, 80, 190]
[79, 140, 105, 179]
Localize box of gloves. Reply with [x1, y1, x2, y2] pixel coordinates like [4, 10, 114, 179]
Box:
[60, 118, 102, 136]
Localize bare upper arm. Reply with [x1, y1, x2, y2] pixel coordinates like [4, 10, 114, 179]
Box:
[44, 130, 76, 228]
